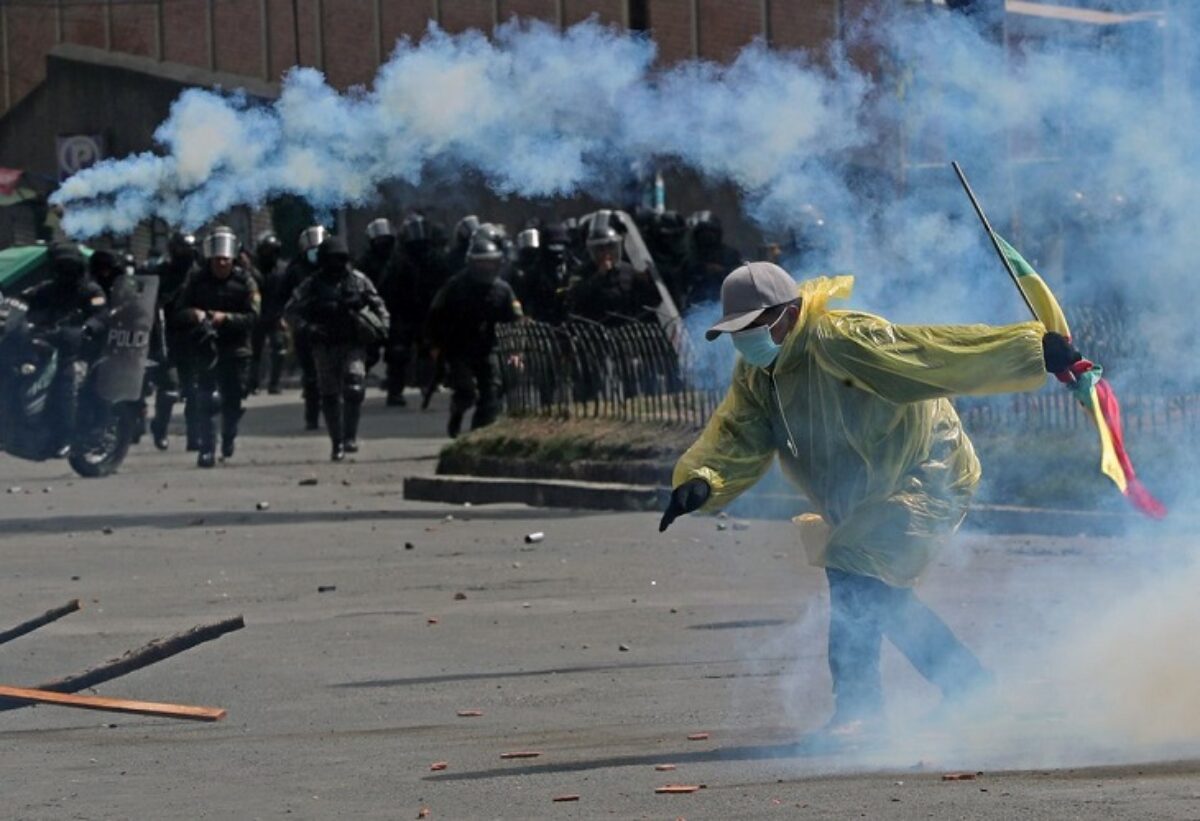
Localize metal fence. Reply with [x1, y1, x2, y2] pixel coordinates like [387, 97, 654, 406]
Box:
[495, 317, 1200, 436]
[495, 320, 722, 427]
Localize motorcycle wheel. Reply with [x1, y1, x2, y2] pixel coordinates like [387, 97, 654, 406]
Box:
[68, 407, 133, 478]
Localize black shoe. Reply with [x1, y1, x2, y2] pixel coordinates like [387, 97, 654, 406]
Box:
[221, 438, 235, 459]
[153, 433, 169, 451]
[305, 418, 320, 431]
[447, 411, 464, 439]
[331, 442, 346, 462]
[344, 439, 359, 454]
[197, 451, 216, 468]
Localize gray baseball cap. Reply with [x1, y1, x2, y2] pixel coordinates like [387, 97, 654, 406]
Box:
[705, 261, 799, 341]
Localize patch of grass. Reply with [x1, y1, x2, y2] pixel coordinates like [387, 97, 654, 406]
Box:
[442, 416, 700, 465]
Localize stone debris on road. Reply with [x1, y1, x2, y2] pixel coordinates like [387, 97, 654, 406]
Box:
[552, 794, 580, 802]
[943, 772, 980, 781]
[429, 762, 448, 771]
[456, 709, 483, 717]
[686, 733, 710, 741]
[500, 751, 542, 759]
[524, 532, 545, 544]
[655, 764, 677, 771]
[656, 785, 702, 794]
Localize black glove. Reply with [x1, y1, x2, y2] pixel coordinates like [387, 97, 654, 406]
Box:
[1042, 331, 1082, 374]
[658, 478, 711, 533]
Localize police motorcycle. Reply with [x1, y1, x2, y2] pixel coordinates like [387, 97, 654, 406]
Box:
[0, 274, 159, 477]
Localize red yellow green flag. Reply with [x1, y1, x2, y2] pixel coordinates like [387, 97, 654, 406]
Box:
[996, 235, 1165, 519]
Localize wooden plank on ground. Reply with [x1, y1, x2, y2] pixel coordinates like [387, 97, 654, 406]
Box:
[0, 685, 226, 722]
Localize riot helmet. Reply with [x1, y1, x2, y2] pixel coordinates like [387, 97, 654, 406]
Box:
[453, 215, 481, 248]
[400, 213, 430, 246]
[298, 225, 329, 265]
[255, 230, 282, 266]
[89, 249, 120, 289]
[366, 217, 396, 256]
[167, 231, 197, 265]
[689, 210, 723, 248]
[515, 228, 540, 269]
[49, 242, 87, 282]
[317, 237, 351, 275]
[586, 210, 623, 269]
[466, 233, 504, 283]
[203, 226, 239, 260]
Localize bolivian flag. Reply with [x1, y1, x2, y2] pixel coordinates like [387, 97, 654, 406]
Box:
[996, 235, 1165, 519]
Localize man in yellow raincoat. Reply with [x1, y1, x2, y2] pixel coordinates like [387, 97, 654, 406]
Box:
[659, 262, 1079, 734]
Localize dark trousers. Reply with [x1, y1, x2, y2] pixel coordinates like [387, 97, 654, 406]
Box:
[250, 320, 286, 392]
[826, 569, 988, 721]
[295, 332, 320, 426]
[448, 354, 499, 431]
[194, 357, 250, 452]
[313, 343, 367, 445]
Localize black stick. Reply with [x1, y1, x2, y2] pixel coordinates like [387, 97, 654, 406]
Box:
[951, 161, 1038, 320]
[0, 600, 81, 647]
[0, 616, 245, 712]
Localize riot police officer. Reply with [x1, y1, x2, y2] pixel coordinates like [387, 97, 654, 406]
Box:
[177, 226, 261, 468]
[565, 213, 662, 326]
[426, 232, 524, 438]
[250, 231, 289, 395]
[286, 237, 389, 461]
[378, 213, 452, 406]
[356, 218, 396, 287]
[446, 214, 481, 274]
[20, 242, 109, 454]
[510, 222, 574, 324]
[282, 225, 328, 429]
[148, 231, 202, 450]
[680, 211, 742, 308]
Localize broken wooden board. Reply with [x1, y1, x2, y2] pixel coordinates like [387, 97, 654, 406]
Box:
[0, 685, 226, 722]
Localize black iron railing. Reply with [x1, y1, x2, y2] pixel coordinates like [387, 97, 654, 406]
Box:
[495, 319, 723, 427]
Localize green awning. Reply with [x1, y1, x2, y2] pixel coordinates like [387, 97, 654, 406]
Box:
[0, 244, 93, 293]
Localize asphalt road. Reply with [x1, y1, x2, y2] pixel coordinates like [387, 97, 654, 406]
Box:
[2, 390, 1199, 820]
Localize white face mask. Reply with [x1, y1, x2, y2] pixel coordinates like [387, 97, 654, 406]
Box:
[731, 311, 787, 368]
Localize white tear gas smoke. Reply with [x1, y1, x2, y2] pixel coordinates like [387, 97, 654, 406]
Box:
[53, 20, 863, 240]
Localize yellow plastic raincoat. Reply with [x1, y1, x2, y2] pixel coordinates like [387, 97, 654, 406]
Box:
[673, 276, 1047, 587]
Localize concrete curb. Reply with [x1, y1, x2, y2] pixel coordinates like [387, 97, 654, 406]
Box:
[404, 474, 663, 511]
[403, 474, 1157, 537]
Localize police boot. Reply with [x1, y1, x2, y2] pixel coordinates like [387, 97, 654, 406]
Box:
[344, 401, 362, 454]
[220, 413, 239, 460]
[323, 398, 345, 462]
[195, 412, 216, 468]
[183, 396, 201, 452]
[447, 408, 465, 439]
[267, 353, 284, 395]
[304, 389, 321, 431]
[150, 394, 174, 450]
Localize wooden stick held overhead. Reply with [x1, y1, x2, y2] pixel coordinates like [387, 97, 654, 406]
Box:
[0, 600, 81, 647]
[0, 615, 245, 712]
[0, 685, 225, 722]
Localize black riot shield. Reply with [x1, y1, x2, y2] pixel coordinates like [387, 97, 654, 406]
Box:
[93, 275, 159, 403]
